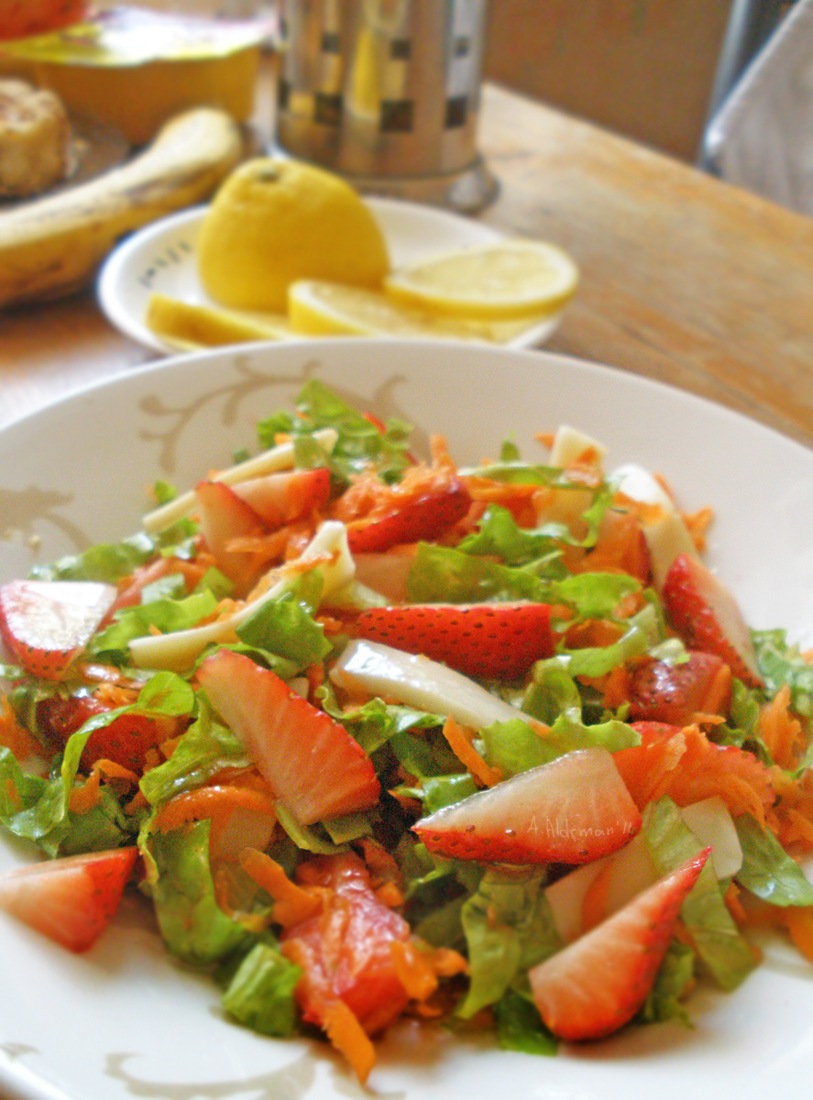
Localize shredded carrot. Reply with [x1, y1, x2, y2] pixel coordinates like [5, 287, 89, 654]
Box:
[442, 716, 502, 788]
[153, 784, 277, 846]
[597, 664, 631, 710]
[0, 696, 45, 762]
[781, 907, 813, 962]
[321, 1000, 376, 1085]
[390, 939, 439, 1002]
[614, 724, 776, 822]
[239, 847, 322, 927]
[682, 506, 714, 552]
[759, 684, 804, 770]
[583, 510, 650, 583]
[374, 881, 405, 908]
[69, 758, 139, 814]
[724, 881, 749, 926]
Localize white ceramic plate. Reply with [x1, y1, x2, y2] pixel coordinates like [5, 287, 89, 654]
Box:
[1, 340, 812, 1100]
[97, 199, 563, 354]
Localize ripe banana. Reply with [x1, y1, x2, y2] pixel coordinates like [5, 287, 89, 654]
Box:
[0, 106, 243, 308]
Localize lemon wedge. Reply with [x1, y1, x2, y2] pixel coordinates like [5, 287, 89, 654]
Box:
[383, 238, 579, 321]
[145, 292, 292, 350]
[287, 279, 550, 343]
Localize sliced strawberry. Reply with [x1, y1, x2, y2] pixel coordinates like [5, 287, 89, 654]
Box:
[412, 747, 642, 865]
[231, 467, 331, 529]
[627, 650, 733, 726]
[36, 693, 184, 773]
[353, 601, 554, 681]
[345, 477, 471, 553]
[529, 848, 709, 1040]
[197, 649, 380, 825]
[281, 852, 411, 1035]
[0, 579, 117, 681]
[0, 846, 139, 953]
[194, 479, 268, 593]
[661, 554, 763, 687]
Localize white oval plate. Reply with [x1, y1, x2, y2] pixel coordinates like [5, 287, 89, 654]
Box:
[1, 339, 813, 1100]
[97, 199, 563, 354]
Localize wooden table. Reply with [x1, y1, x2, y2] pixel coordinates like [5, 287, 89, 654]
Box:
[2, 80, 812, 450]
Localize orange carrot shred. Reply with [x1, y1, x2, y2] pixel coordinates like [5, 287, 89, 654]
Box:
[441, 716, 502, 788]
[390, 940, 439, 1002]
[153, 784, 277, 835]
[321, 1000, 376, 1084]
[239, 847, 322, 927]
[760, 684, 804, 770]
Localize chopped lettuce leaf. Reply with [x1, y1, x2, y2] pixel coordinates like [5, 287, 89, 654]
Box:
[30, 533, 156, 583]
[494, 989, 558, 1056]
[638, 941, 695, 1027]
[459, 867, 560, 1019]
[735, 814, 813, 906]
[644, 798, 756, 991]
[235, 589, 332, 671]
[139, 704, 250, 808]
[221, 942, 302, 1037]
[144, 820, 250, 965]
[91, 589, 219, 656]
[753, 629, 813, 718]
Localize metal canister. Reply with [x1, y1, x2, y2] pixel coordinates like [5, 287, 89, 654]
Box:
[273, 0, 497, 211]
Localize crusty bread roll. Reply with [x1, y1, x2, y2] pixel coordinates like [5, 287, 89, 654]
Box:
[0, 78, 74, 199]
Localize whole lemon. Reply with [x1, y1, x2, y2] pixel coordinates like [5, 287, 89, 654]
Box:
[197, 157, 390, 312]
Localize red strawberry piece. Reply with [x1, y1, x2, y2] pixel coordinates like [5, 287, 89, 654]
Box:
[231, 467, 331, 529]
[0, 846, 139, 953]
[412, 746, 642, 865]
[0, 579, 117, 681]
[36, 694, 183, 773]
[194, 479, 268, 593]
[529, 848, 709, 1041]
[197, 649, 380, 825]
[345, 477, 471, 553]
[353, 601, 554, 681]
[627, 650, 733, 726]
[661, 554, 763, 687]
[281, 851, 411, 1035]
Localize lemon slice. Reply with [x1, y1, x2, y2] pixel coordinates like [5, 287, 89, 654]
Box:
[287, 279, 549, 343]
[145, 292, 292, 350]
[383, 238, 579, 321]
[288, 280, 480, 339]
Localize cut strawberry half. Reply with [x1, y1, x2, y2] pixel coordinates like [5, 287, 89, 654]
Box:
[345, 477, 471, 553]
[194, 479, 268, 593]
[36, 693, 184, 773]
[231, 467, 331, 528]
[197, 649, 380, 825]
[661, 554, 763, 687]
[627, 650, 733, 726]
[412, 747, 642, 864]
[0, 846, 139, 953]
[353, 601, 554, 681]
[529, 848, 709, 1041]
[0, 579, 117, 681]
